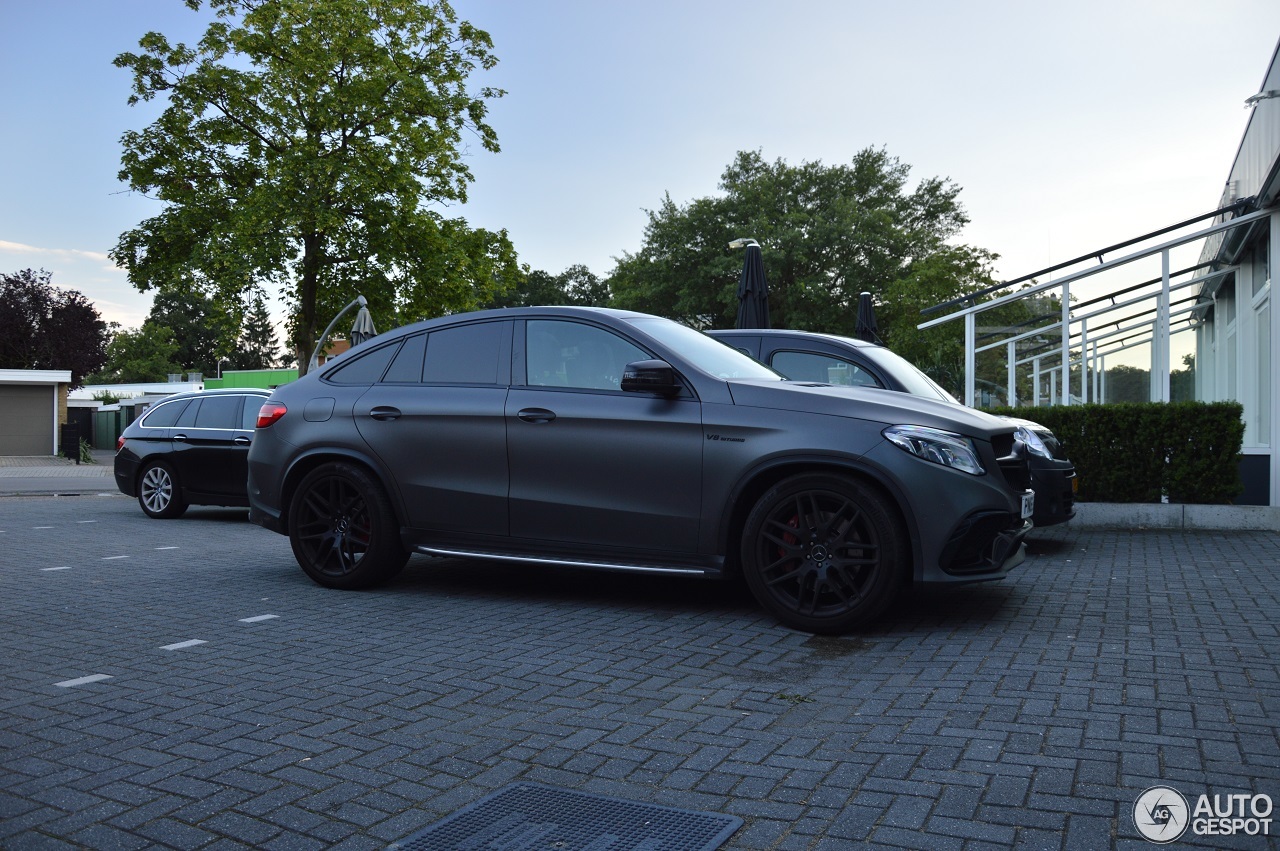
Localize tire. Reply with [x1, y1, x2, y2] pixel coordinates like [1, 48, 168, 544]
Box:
[740, 473, 906, 634]
[138, 461, 188, 519]
[288, 462, 409, 589]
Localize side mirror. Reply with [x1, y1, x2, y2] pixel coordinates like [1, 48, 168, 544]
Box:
[621, 359, 682, 396]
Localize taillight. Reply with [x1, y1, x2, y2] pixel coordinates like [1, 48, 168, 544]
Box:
[256, 402, 287, 428]
[116, 435, 125, 452]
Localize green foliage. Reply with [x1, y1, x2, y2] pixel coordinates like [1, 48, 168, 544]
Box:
[234, 288, 284, 370]
[607, 148, 1017, 388]
[485, 264, 610, 309]
[984, 402, 1245, 504]
[0, 269, 109, 387]
[79, 438, 95, 465]
[86, 321, 184, 384]
[147, 288, 239, 376]
[112, 0, 517, 371]
[91, 390, 123, 405]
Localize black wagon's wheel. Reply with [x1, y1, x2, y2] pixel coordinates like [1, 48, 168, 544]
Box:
[137, 461, 187, 519]
[288, 462, 408, 589]
[740, 473, 906, 634]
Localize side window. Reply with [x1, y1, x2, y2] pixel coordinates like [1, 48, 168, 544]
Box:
[382, 333, 427, 383]
[526, 320, 648, 391]
[140, 399, 190, 428]
[194, 395, 243, 429]
[423, 322, 505, 384]
[325, 341, 401, 384]
[240, 397, 265, 430]
[175, 399, 201, 428]
[771, 351, 883, 388]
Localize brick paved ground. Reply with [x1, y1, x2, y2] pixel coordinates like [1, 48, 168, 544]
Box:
[1, 495, 1277, 849]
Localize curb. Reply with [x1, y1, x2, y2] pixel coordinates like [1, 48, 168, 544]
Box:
[1068, 502, 1280, 532]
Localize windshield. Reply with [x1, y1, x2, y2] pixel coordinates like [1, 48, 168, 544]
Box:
[626, 317, 783, 381]
[859, 345, 960, 403]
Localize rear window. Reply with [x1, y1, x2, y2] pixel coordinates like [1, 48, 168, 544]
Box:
[240, 397, 266, 429]
[194, 395, 243, 430]
[140, 399, 190, 428]
[325, 341, 401, 384]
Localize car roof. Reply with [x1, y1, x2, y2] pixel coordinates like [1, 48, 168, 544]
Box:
[152, 387, 271, 402]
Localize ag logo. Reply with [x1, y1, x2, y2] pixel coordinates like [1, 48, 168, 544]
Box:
[1134, 786, 1189, 843]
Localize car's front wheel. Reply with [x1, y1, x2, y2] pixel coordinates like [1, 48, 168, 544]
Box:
[288, 462, 408, 589]
[138, 461, 187, 519]
[740, 473, 906, 634]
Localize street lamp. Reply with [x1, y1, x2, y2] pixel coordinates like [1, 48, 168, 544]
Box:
[217, 358, 231, 379]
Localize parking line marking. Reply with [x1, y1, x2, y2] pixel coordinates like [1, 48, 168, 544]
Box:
[77, 520, 98, 524]
[41, 567, 72, 572]
[33, 526, 53, 529]
[239, 615, 279, 623]
[160, 639, 207, 650]
[155, 546, 180, 550]
[102, 555, 129, 560]
[55, 674, 112, 688]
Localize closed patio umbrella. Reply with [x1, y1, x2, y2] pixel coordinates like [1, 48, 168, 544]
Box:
[855, 291, 880, 344]
[350, 304, 377, 346]
[734, 241, 770, 329]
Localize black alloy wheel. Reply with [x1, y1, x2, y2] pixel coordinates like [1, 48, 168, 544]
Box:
[288, 462, 408, 589]
[138, 461, 187, 519]
[741, 473, 905, 634]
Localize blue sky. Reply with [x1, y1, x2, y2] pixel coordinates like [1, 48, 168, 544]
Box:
[2, 1, 1279, 330]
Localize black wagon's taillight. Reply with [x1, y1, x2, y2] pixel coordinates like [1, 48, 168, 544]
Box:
[256, 402, 287, 428]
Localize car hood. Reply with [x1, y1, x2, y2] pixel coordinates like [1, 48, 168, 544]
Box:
[727, 379, 1016, 441]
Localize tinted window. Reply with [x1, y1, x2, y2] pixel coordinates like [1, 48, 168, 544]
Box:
[771, 351, 883, 388]
[140, 399, 190, 428]
[175, 399, 201, 428]
[424, 322, 505, 384]
[526, 320, 647, 391]
[325, 341, 401, 384]
[383, 333, 427, 383]
[240, 397, 265, 429]
[194, 394, 243, 429]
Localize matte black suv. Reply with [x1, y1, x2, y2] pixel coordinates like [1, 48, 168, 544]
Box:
[708, 329, 1076, 526]
[115, 388, 270, 518]
[247, 308, 1034, 634]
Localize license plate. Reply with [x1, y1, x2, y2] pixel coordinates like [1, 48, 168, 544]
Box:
[1021, 491, 1035, 520]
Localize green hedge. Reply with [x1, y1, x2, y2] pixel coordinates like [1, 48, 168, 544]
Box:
[981, 402, 1245, 504]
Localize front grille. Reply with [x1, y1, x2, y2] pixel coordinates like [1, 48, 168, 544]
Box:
[997, 451, 1031, 492]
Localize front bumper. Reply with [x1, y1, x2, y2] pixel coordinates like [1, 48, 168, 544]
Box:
[936, 511, 1032, 579]
[1030, 459, 1076, 526]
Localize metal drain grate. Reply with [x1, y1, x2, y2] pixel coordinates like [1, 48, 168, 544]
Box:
[390, 782, 743, 851]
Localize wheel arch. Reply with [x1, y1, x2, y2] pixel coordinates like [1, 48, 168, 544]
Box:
[278, 448, 404, 533]
[719, 456, 922, 584]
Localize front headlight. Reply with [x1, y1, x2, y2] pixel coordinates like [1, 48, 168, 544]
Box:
[883, 425, 985, 476]
[1013, 425, 1053, 459]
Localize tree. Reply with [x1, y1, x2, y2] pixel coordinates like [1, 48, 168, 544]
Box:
[86, 322, 184, 384]
[111, 0, 520, 373]
[234, 288, 285, 370]
[147, 288, 239, 377]
[609, 149, 990, 339]
[484, 263, 610, 309]
[0, 269, 109, 387]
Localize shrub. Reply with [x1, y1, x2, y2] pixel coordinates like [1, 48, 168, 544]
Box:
[983, 402, 1244, 504]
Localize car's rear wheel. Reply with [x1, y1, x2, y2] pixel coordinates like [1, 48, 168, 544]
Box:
[138, 461, 187, 519]
[288, 462, 408, 589]
[741, 473, 905, 634]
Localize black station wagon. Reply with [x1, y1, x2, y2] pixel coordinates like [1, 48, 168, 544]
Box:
[114, 388, 271, 518]
[247, 308, 1035, 634]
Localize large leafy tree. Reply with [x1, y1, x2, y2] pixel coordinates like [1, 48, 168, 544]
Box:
[0, 269, 109, 387]
[112, 0, 519, 373]
[609, 148, 1028, 389]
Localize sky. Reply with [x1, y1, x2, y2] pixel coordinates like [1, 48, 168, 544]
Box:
[2, 1, 1280, 335]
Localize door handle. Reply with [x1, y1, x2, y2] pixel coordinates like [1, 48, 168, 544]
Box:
[173, 433, 188, 442]
[368, 406, 402, 421]
[234, 436, 251, 446]
[517, 408, 556, 424]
